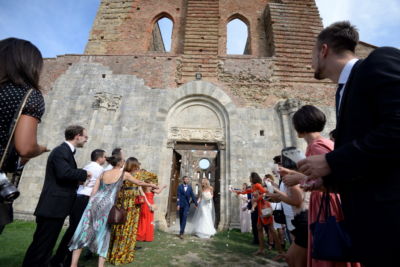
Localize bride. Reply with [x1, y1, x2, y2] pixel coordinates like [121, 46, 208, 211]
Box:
[191, 178, 217, 238]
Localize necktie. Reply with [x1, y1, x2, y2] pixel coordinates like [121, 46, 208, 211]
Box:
[335, 83, 344, 117]
[72, 149, 76, 155]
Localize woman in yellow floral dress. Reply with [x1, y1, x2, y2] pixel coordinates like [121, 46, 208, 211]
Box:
[107, 157, 158, 265]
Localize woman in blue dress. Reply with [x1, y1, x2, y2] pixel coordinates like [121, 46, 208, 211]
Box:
[69, 155, 158, 267]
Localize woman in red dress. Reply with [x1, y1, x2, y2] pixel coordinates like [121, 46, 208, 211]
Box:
[137, 181, 167, 242]
[231, 172, 283, 256]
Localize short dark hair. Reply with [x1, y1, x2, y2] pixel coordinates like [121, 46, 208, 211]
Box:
[65, 125, 85, 141]
[250, 172, 262, 184]
[182, 176, 189, 180]
[317, 21, 359, 53]
[111, 148, 122, 156]
[0, 38, 43, 90]
[281, 147, 298, 170]
[91, 149, 105, 161]
[292, 105, 326, 133]
[273, 155, 281, 165]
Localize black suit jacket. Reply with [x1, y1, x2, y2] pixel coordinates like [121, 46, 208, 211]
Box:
[324, 47, 400, 258]
[34, 142, 87, 218]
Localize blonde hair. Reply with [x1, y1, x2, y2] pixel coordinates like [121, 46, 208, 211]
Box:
[201, 178, 213, 192]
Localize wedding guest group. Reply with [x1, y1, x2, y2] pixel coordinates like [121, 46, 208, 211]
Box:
[23, 125, 90, 267]
[2, 18, 399, 267]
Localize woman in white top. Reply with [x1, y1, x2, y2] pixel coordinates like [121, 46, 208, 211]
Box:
[238, 183, 251, 233]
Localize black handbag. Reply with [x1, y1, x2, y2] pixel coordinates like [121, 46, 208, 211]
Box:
[272, 203, 286, 224]
[310, 193, 355, 262]
[272, 180, 286, 224]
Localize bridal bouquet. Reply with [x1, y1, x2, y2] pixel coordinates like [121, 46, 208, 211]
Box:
[203, 191, 213, 201]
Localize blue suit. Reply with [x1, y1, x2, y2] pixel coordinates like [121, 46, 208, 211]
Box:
[177, 184, 197, 235]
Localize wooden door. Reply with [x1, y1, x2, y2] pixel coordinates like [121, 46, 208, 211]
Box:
[166, 150, 181, 226]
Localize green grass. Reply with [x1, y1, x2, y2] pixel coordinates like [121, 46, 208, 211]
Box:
[0, 221, 286, 267]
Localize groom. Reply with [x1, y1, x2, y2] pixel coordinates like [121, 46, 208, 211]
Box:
[177, 176, 197, 239]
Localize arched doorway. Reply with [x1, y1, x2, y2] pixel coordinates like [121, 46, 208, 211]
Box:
[164, 90, 230, 231]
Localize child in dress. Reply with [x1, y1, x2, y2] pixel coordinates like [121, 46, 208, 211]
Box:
[136, 180, 167, 242]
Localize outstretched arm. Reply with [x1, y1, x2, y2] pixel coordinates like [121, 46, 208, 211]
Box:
[124, 172, 158, 189]
[152, 184, 167, 194]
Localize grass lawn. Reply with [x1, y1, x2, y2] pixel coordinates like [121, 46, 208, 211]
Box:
[0, 221, 287, 266]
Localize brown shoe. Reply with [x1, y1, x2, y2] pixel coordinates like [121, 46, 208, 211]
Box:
[179, 234, 184, 239]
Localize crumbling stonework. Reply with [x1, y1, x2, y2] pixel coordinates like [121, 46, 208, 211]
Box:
[16, 0, 376, 230]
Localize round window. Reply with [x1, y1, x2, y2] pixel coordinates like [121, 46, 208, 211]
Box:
[198, 158, 210, 170]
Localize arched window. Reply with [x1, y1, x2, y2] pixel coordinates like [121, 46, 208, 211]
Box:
[227, 18, 250, 55]
[149, 17, 173, 52]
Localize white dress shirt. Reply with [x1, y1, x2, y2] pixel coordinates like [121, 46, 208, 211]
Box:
[77, 161, 104, 196]
[337, 58, 359, 109]
[64, 141, 75, 153]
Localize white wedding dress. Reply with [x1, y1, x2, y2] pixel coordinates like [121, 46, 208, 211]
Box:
[191, 191, 216, 238]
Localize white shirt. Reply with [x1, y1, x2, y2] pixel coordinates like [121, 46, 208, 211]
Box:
[64, 141, 75, 154]
[77, 161, 104, 196]
[337, 58, 359, 109]
[184, 184, 188, 192]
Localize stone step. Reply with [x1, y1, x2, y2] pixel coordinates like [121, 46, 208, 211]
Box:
[184, 39, 219, 45]
[185, 20, 219, 25]
[183, 50, 218, 55]
[182, 54, 218, 59]
[184, 42, 218, 48]
[185, 36, 219, 41]
[185, 25, 219, 30]
[186, 11, 219, 15]
[184, 31, 219, 37]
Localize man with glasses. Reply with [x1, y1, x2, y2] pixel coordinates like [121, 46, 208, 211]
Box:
[23, 125, 92, 267]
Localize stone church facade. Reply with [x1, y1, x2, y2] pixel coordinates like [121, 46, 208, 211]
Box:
[14, 0, 375, 230]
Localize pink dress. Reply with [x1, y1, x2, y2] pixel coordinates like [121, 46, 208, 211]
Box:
[306, 138, 361, 267]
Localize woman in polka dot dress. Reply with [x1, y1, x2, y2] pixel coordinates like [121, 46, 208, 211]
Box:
[0, 37, 49, 231]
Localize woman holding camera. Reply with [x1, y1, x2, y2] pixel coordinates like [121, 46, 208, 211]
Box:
[0, 38, 48, 232]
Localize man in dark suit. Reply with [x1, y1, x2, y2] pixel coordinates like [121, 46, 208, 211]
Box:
[23, 125, 91, 267]
[298, 21, 400, 266]
[177, 176, 197, 239]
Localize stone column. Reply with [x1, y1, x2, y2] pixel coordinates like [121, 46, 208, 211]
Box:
[276, 99, 302, 148]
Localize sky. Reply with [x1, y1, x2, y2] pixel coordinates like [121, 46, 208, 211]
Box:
[0, 0, 398, 58]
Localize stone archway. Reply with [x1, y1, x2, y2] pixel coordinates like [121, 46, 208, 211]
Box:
[155, 81, 234, 231]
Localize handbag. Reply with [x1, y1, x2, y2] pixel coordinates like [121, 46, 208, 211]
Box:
[260, 200, 273, 218]
[272, 203, 286, 224]
[272, 180, 286, 224]
[135, 195, 145, 205]
[310, 193, 355, 262]
[107, 173, 127, 225]
[0, 89, 33, 173]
